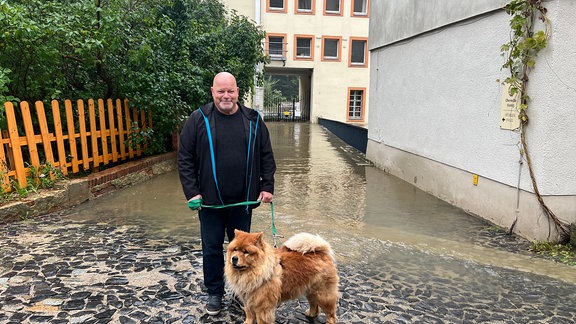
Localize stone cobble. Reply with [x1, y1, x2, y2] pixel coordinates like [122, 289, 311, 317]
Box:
[1, 212, 576, 323]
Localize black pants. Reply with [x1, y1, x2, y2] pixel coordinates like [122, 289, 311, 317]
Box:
[198, 206, 252, 296]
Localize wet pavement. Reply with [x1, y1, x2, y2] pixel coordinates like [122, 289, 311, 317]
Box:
[1, 123, 576, 323]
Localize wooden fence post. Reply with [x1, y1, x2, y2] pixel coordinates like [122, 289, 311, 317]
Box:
[21, 101, 41, 169]
[0, 112, 10, 191]
[88, 99, 99, 171]
[51, 100, 68, 175]
[124, 99, 134, 159]
[97, 99, 109, 165]
[5, 102, 27, 189]
[132, 106, 140, 154]
[116, 99, 126, 160]
[36, 101, 56, 168]
[78, 99, 90, 171]
[65, 99, 80, 173]
[107, 99, 118, 162]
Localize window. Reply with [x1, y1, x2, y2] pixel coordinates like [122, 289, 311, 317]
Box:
[294, 35, 314, 60]
[296, 0, 315, 14]
[267, 34, 286, 59]
[349, 37, 368, 67]
[352, 0, 369, 17]
[348, 88, 365, 121]
[268, 0, 286, 13]
[324, 0, 342, 15]
[322, 36, 341, 61]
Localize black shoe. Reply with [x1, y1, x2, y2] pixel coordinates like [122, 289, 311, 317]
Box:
[206, 295, 222, 315]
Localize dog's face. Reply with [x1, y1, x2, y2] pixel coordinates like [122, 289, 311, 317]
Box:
[227, 229, 266, 271]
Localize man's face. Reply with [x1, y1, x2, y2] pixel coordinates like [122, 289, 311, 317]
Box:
[211, 75, 239, 115]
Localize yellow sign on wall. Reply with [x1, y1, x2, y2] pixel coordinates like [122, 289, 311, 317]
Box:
[500, 82, 521, 131]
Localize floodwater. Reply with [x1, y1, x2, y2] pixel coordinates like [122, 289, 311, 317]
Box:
[64, 122, 576, 289]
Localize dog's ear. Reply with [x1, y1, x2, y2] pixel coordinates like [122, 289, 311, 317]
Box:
[254, 232, 264, 246]
[235, 229, 249, 237]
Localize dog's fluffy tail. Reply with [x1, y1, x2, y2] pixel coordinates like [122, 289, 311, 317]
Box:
[283, 233, 335, 261]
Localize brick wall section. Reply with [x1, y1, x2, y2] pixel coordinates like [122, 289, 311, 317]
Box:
[86, 152, 177, 197]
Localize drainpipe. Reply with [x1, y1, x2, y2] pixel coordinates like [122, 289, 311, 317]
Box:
[255, 0, 261, 25]
[253, 0, 264, 115]
[510, 151, 524, 234]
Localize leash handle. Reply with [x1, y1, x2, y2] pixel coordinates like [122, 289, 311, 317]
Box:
[187, 199, 278, 246]
[187, 198, 262, 210]
[270, 202, 278, 248]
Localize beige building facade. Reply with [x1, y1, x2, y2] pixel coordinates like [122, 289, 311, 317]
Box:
[222, 0, 370, 125]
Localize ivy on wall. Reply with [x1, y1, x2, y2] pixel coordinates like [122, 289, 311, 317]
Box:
[500, 0, 569, 240]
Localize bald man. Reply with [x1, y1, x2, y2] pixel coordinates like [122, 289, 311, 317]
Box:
[177, 72, 276, 315]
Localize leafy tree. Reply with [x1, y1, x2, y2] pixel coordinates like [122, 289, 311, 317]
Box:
[0, 0, 101, 101]
[263, 75, 285, 108]
[270, 74, 299, 100]
[0, 0, 267, 154]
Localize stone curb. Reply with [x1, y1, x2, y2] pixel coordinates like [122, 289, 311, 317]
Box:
[0, 152, 177, 224]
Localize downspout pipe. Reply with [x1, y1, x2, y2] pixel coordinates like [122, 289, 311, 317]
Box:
[255, 0, 261, 25]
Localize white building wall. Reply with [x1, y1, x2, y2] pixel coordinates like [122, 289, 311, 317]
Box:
[222, 0, 257, 21]
[367, 0, 576, 241]
[223, 0, 370, 124]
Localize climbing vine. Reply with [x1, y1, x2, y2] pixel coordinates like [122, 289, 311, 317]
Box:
[500, 0, 569, 239]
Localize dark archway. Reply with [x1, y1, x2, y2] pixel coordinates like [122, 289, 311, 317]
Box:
[261, 68, 312, 122]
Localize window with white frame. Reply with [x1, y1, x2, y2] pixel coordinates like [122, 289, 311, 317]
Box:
[268, 35, 285, 58]
[350, 38, 367, 66]
[322, 37, 340, 61]
[269, 0, 285, 11]
[348, 89, 364, 120]
[325, 0, 341, 15]
[352, 0, 368, 16]
[297, 0, 313, 12]
[295, 36, 313, 59]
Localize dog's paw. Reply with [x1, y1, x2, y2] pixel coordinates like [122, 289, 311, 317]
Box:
[305, 308, 319, 318]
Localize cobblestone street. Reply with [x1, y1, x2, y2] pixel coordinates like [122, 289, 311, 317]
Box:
[2, 123, 576, 323]
[1, 211, 576, 323]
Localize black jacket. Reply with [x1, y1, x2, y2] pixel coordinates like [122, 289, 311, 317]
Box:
[177, 102, 276, 207]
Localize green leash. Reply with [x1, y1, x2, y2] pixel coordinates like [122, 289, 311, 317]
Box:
[188, 199, 279, 247]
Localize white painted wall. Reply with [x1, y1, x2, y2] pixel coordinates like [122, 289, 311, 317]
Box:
[221, 0, 256, 21]
[369, 0, 509, 48]
[222, 0, 370, 124]
[367, 0, 576, 241]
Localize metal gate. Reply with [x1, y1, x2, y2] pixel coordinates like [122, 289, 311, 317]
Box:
[261, 96, 310, 122]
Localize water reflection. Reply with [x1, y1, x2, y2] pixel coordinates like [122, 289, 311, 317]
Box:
[65, 122, 576, 283]
[267, 123, 487, 242]
[269, 122, 367, 227]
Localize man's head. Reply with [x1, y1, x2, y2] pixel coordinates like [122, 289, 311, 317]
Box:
[211, 72, 239, 115]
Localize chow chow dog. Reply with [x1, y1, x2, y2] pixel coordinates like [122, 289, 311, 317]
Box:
[225, 229, 339, 324]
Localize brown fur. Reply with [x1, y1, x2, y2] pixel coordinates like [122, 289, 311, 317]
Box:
[225, 229, 339, 324]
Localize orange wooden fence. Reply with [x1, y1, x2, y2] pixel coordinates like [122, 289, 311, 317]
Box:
[1, 98, 152, 192]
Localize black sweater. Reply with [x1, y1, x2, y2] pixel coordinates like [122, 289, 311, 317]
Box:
[177, 102, 276, 206]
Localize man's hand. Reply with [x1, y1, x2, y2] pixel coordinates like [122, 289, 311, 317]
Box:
[187, 194, 203, 210]
[258, 191, 273, 203]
